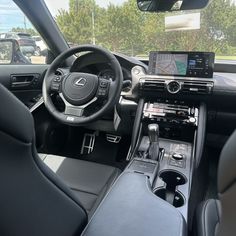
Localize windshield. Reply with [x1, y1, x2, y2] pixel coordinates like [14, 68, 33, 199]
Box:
[45, 0, 236, 63]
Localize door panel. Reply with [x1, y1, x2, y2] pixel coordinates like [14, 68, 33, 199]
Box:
[0, 64, 48, 108]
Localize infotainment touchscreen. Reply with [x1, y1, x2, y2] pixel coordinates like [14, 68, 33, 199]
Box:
[148, 51, 215, 78]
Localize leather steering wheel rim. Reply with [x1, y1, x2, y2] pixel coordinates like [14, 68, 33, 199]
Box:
[42, 45, 123, 125]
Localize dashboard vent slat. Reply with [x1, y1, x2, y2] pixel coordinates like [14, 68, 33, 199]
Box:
[182, 81, 213, 94]
[140, 79, 166, 92]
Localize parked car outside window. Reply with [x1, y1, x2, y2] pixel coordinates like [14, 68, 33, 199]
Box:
[0, 32, 36, 56]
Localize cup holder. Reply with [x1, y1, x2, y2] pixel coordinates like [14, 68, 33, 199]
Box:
[155, 188, 185, 208]
[154, 170, 187, 208]
[160, 170, 187, 187]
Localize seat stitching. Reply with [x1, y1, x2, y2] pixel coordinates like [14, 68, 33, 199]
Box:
[70, 187, 98, 196]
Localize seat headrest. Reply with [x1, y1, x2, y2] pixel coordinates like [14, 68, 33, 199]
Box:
[0, 84, 34, 143]
[218, 130, 236, 193]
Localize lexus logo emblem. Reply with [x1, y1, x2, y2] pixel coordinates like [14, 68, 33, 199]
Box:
[74, 77, 87, 87]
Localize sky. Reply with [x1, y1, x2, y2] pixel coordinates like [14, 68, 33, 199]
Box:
[45, 0, 126, 15]
[0, 0, 127, 32]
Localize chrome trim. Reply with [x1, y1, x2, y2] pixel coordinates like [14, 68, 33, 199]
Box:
[30, 97, 44, 113]
[59, 93, 97, 109]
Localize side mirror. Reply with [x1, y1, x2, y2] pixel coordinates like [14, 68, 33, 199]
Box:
[137, 0, 209, 12]
[0, 40, 13, 64]
[0, 39, 31, 64]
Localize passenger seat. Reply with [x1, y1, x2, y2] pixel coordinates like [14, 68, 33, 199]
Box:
[196, 130, 236, 236]
[39, 154, 121, 217]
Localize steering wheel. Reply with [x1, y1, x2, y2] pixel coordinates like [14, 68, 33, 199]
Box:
[42, 45, 123, 125]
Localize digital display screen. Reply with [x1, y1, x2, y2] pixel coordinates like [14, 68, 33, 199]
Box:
[148, 51, 215, 78]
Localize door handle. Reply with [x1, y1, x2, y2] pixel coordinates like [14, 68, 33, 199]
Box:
[11, 81, 32, 87]
[11, 74, 40, 88]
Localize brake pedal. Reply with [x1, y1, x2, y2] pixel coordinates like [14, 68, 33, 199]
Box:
[106, 134, 121, 143]
[81, 133, 96, 155]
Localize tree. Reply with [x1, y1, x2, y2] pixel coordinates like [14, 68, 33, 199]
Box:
[11, 27, 39, 36]
[96, 4, 124, 51]
[55, 0, 236, 57]
[56, 0, 98, 45]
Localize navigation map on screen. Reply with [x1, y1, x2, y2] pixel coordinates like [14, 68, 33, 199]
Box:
[153, 54, 188, 76]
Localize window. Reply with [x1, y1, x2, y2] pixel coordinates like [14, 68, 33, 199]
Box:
[45, 0, 236, 64]
[0, 0, 48, 64]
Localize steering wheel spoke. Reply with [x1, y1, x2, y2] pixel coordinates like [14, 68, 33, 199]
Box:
[65, 105, 84, 117]
[59, 93, 97, 118]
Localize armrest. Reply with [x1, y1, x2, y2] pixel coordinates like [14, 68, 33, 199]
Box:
[82, 172, 186, 236]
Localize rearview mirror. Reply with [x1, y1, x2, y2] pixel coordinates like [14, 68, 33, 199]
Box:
[0, 39, 31, 64]
[137, 0, 209, 12]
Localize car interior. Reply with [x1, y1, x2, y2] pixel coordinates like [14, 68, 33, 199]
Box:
[0, 0, 236, 235]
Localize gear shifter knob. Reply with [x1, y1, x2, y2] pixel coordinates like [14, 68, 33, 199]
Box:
[148, 124, 160, 161]
[148, 124, 159, 143]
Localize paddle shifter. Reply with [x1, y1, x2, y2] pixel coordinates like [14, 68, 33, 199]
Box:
[148, 124, 160, 161]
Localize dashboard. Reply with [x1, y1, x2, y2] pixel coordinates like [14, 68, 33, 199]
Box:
[68, 50, 236, 105]
[70, 51, 144, 83]
[18, 48, 236, 137]
[59, 50, 236, 136]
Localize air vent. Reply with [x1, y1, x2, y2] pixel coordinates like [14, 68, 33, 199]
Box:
[140, 79, 166, 92]
[182, 81, 213, 94]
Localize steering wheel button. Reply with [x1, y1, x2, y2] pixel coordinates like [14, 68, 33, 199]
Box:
[100, 81, 108, 88]
[51, 83, 60, 91]
[53, 76, 61, 82]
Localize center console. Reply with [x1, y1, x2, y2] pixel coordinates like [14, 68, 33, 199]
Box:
[82, 51, 212, 236]
[127, 51, 213, 222]
[127, 99, 197, 220]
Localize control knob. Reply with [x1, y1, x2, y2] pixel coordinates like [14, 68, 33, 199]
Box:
[172, 153, 184, 160]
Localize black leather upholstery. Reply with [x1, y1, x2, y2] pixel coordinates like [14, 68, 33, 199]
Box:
[197, 130, 236, 236]
[216, 130, 236, 236]
[0, 84, 88, 236]
[196, 199, 221, 236]
[39, 154, 121, 217]
[82, 172, 186, 236]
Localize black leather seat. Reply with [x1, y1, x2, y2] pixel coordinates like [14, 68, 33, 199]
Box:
[39, 154, 121, 216]
[0, 84, 120, 235]
[196, 199, 221, 236]
[196, 130, 236, 236]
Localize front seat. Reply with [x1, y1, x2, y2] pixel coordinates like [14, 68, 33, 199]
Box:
[196, 130, 236, 236]
[39, 154, 121, 216]
[0, 84, 120, 236]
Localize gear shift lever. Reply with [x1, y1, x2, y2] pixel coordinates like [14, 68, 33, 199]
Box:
[148, 124, 160, 161]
